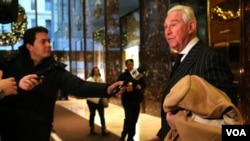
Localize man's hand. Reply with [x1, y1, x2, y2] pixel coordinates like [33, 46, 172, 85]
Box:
[19, 74, 42, 90]
[126, 82, 133, 92]
[136, 84, 142, 90]
[0, 70, 17, 95]
[166, 112, 177, 130]
[106, 81, 125, 96]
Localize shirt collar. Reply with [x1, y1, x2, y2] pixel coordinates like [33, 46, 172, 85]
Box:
[179, 37, 199, 61]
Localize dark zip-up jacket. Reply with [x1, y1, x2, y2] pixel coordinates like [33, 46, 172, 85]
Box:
[0, 49, 109, 139]
[117, 69, 146, 104]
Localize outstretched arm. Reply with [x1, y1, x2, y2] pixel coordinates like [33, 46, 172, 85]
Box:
[106, 81, 125, 96]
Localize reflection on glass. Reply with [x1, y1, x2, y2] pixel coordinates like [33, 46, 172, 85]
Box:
[120, 9, 140, 47]
[93, 27, 106, 81]
[93, 27, 105, 45]
[94, 0, 102, 18]
[120, 9, 140, 71]
[211, 0, 240, 21]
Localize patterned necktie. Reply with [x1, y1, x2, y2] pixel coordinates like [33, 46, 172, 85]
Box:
[170, 54, 184, 78]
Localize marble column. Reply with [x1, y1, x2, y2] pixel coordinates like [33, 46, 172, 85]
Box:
[104, 0, 121, 83]
[139, 0, 170, 116]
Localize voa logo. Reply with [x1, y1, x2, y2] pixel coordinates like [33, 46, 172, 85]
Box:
[226, 129, 246, 136]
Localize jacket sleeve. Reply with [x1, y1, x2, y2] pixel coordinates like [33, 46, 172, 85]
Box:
[200, 50, 238, 106]
[57, 70, 109, 98]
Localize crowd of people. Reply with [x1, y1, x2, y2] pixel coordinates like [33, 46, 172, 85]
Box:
[0, 4, 241, 141]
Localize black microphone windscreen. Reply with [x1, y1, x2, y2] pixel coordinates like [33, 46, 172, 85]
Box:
[137, 64, 147, 73]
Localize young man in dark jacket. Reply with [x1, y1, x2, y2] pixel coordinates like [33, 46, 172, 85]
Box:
[0, 26, 124, 141]
[118, 59, 146, 141]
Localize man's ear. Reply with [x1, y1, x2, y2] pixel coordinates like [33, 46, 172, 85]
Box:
[26, 43, 33, 51]
[188, 20, 196, 33]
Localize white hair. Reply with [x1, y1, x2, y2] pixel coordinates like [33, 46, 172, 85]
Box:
[168, 5, 197, 23]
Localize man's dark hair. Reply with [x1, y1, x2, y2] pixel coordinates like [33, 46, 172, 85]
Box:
[125, 59, 134, 65]
[19, 26, 48, 54]
[23, 26, 48, 46]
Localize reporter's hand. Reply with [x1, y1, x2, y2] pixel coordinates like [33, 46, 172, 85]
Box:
[0, 70, 17, 95]
[19, 74, 42, 90]
[106, 81, 125, 96]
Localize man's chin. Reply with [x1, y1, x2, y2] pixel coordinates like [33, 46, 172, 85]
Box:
[170, 47, 178, 52]
[44, 54, 52, 58]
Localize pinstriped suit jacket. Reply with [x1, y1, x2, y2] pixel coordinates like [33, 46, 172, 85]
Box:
[157, 40, 238, 140]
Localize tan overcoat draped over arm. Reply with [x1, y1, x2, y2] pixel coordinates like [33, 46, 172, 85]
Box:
[163, 75, 243, 141]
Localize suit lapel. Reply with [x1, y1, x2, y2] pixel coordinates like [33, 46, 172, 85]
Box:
[162, 41, 204, 99]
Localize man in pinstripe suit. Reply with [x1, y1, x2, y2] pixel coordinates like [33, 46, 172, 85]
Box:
[147, 5, 238, 141]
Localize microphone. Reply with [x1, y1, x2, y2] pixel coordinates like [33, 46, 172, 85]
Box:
[110, 64, 146, 96]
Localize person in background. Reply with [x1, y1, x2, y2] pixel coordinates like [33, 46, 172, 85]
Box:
[86, 66, 110, 136]
[146, 5, 238, 141]
[0, 26, 124, 141]
[117, 59, 146, 141]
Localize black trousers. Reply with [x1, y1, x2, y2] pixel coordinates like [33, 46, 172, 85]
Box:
[121, 102, 140, 140]
[87, 99, 106, 127]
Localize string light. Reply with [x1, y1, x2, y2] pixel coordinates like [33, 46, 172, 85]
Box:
[0, 5, 27, 46]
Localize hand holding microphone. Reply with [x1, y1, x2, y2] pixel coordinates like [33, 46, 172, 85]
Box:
[126, 82, 133, 92]
[110, 64, 146, 96]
